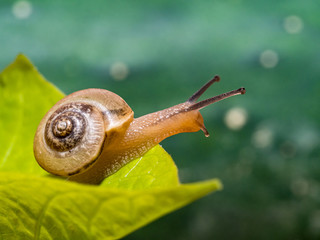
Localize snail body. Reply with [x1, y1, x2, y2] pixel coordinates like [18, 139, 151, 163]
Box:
[34, 76, 245, 184]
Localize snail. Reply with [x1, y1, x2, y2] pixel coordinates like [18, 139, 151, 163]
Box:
[34, 76, 245, 184]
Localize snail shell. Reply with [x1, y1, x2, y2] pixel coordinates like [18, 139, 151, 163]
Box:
[34, 89, 133, 177]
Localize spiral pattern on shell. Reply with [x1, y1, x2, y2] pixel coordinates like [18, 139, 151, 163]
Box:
[45, 104, 88, 152]
[34, 102, 107, 176]
[34, 88, 134, 178]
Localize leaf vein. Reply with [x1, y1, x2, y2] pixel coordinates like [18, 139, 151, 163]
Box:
[34, 191, 60, 240]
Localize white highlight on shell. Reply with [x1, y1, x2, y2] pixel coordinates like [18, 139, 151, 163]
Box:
[110, 62, 129, 81]
[224, 107, 248, 130]
[252, 127, 274, 148]
[259, 50, 279, 69]
[284, 15, 304, 34]
[12, 1, 32, 19]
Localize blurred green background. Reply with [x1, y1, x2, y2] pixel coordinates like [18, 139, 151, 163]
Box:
[1, 0, 320, 239]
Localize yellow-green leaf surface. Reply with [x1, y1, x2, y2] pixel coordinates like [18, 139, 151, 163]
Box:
[0, 55, 222, 239]
[0, 54, 64, 174]
[102, 145, 180, 189]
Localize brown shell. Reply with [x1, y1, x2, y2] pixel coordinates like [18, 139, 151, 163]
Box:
[33, 89, 134, 177]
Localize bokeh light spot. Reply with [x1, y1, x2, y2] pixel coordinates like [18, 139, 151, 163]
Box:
[309, 210, 320, 236]
[224, 107, 248, 130]
[12, 1, 32, 19]
[260, 50, 279, 69]
[284, 15, 304, 34]
[110, 62, 129, 81]
[252, 127, 273, 148]
[291, 178, 309, 196]
[295, 127, 319, 152]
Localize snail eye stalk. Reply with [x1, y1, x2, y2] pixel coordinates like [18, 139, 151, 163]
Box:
[187, 75, 246, 111]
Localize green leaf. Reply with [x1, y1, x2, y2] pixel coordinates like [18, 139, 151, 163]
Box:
[0, 172, 221, 240]
[101, 145, 180, 189]
[0, 54, 64, 175]
[0, 55, 222, 239]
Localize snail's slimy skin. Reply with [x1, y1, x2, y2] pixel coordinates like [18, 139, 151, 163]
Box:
[68, 102, 206, 184]
[34, 76, 245, 184]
